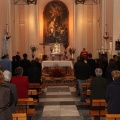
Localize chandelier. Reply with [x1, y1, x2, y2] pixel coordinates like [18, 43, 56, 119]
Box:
[12, 0, 37, 5]
[75, 0, 100, 5]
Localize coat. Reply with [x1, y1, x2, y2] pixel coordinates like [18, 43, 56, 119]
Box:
[11, 76, 29, 98]
[0, 84, 12, 120]
[90, 76, 107, 100]
[105, 79, 120, 113]
[74, 61, 90, 80]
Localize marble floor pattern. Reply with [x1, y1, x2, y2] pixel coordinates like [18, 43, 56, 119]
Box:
[31, 86, 105, 120]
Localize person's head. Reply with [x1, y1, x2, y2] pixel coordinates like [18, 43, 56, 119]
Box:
[12, 56, 16, 61]
[95, 68, 103, 76]
[113, 55, 118, 61]
[88, 53, 92, 58]
[111, 70, 120, 81]
[16, 55, 21, 61]
[4, 54, 9, 59]
[35, 57, 40, 62]
[83, 48, 86, 51]
[23, 53, 27, 59]
[15, 67, 23, 76]
[80, 55, 85, 62]
[3, 70, 12, 82]
[31, 60, 37, 66]
[108, 58, 116, 68]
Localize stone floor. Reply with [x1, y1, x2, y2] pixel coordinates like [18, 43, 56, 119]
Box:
[31, 86, 105, 120]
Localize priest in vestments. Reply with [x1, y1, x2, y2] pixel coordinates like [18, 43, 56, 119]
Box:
[80, 48, 88, 60]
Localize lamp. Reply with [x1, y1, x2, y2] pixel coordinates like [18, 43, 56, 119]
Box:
[13, 0, 37, 5]
[75, 0, 100, 5]
[27, 0, 37, 5]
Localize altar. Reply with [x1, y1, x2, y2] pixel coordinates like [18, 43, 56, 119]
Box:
[42, 60, 73, 69]
[41, 60, 75, 86]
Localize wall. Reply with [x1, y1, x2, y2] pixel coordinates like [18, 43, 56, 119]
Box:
[0, 0, 10, 58]
[113, 0, 120, 55]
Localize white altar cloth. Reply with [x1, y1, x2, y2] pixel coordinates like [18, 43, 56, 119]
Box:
[42, 60, 73, 69]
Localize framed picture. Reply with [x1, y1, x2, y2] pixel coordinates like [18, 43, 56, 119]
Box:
[43, 1, 69, 44]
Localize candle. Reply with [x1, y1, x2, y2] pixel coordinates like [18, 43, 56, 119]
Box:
[40, 53, 42, 59]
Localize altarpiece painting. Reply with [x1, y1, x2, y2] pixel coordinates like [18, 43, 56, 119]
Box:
[43, 1, 69, 44]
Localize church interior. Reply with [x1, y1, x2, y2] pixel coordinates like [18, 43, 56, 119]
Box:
[1, 0, 120, 60]
[1, 0, 120, 120]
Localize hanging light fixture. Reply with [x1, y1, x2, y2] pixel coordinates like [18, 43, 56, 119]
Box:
[75, 0, 100, 5]
[12, 0, 37, 5]
[27, 0, 37, 5]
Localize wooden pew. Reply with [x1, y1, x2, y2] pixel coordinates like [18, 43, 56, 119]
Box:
[29, 83, 42, 90]
[12, 113, 27, 120]
[89, 99, 108, 119]
[81, 82, 90, 95]
[106, 114, 120, 120]
[16, 98, 36, 118]
[29, 83, 43, 96]
[28, 89, 39, 101]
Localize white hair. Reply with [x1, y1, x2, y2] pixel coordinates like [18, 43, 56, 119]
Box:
[3, 70, 12, 82]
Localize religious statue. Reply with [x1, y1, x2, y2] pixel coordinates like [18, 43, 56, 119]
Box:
[51, 42, 61, 54]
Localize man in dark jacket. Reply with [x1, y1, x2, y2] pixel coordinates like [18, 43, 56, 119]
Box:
[74, 55, 91, 102]
[20, 53, 31, 76]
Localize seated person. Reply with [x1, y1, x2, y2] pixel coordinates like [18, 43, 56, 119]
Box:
[11, 67, 29, 98]
[3, 70, 18, 113]
[90, 68, 107, 120]
[0, 70, 13, 120]
[90, 68, 107, 106]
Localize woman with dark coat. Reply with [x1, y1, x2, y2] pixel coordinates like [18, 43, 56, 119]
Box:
[105, 70, 120, 114]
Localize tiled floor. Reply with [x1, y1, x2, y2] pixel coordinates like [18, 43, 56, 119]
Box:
[31, 86, 93, 120]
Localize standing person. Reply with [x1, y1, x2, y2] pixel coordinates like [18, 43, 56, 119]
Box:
[3, 70, 18, 113]
[105, 70, 120, 114]
[0, 70, 13, 120]
[74, 56, 91, 102]
[80, 48, 88, 61]
[11, 67, 29, 98]
[0, 54, 12, 72]
[20, 53, 31, 76]
[105, 59, 118, 85]
[28, 60, 41, 84]
[87, 53, 97, 77]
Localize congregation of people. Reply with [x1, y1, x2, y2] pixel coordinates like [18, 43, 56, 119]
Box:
[74, 48, 120, 116]
[0, 53, 42, 120]
[0, 49, 120, 119]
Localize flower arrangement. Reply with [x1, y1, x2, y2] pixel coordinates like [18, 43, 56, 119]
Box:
[63, 43, 69, 50]
[49, 67, 65, 77]
[30, 45, 38, 53]
[68, 48, 76, 55]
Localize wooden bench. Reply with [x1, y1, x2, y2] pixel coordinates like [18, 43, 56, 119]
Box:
[81, 82, 90, 95]
[16, 98, 36, 118]
[29, 83, 42, 90]
[106, 114, 120, 120]
[89, 99, 108, 119]
[12, 113, 27, 120]
[28, 89, 39, 100]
